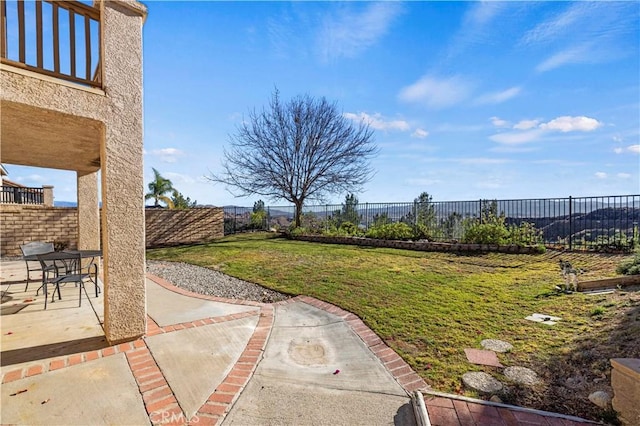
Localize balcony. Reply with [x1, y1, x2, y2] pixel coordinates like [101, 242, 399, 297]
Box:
[1, 0, 102, 88]
[0, 186, 45, 204]
[0, 0, 148, 344]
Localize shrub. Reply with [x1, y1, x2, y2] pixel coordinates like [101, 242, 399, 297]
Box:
[366, 222, 413, 240]
[616, 250, 640, 275]
[507, 222, 544, 246]
[412, 223, 432, 241]
[462, 222, 509, 245]
[337, 221, 362, 236]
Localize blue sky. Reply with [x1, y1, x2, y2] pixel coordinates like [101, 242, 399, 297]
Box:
[7, 1, 640, 206]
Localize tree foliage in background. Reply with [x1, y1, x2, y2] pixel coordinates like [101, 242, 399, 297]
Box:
[251, 199, 267, 229]
[171, 190, 197, 209]
[208, 89, 378, 227]
[331, 193, 360, 228]
[145, 168, 175, 208]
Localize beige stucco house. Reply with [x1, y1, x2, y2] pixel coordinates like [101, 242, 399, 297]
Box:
[1, 0, 148, 344]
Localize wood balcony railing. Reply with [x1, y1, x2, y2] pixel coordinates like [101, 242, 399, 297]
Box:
[0, 0, 101, 88]
[0, 186, 44, 204]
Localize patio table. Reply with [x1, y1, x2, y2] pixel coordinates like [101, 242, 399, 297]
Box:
[35, 250, 102, 308]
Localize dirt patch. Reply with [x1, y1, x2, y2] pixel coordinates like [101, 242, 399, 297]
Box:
[504, 285, 640, 424]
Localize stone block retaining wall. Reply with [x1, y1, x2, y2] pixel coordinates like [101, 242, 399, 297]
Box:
[289, 234, 542, 254]
[0, 205, 224, 256]
[611, 358, 640, 425]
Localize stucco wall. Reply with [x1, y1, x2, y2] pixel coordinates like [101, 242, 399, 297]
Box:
[0, 206, 224, 256]
[0, 205, 78, 256]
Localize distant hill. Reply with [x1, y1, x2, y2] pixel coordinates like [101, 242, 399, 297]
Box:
[54, 201, 77, 207]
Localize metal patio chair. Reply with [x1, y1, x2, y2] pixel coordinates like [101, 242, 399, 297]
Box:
[20, 241, 56, 292]
[36, 252, 93, 309]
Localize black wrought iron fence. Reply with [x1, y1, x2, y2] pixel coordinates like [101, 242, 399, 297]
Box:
[224, 194, 640, 251]
[0, 186, 44, 204]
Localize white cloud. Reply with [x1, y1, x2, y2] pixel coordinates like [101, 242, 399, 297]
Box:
[164, 172, 196, 185]
[490, 115, 601, 145]
[628, 145, 640, 154]
[617, 173, 631, 179]
[490, 129, 544, 145]
[595, 172, 607, 179]
[474, 86, 521, 105]
[536, 43, 593, 73]
[318, 2, 403, 62]
[613, 147, 624, 154]
[411, 128, 429, 139]
[539, 116, 602, 132]
[343, 112, 410, 132]
[612, 135, 623, 143]
[150, 147, 185, 163]
[513, 119, 540, 130]
[490, 117, 510, 128]
[398, 75, 473, 109]
[521, 3, 592, 46]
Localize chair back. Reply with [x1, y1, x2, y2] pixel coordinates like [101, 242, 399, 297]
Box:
[20, 241, 55, 257]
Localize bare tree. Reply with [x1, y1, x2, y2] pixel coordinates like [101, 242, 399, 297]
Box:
[208, 90, 378, 227]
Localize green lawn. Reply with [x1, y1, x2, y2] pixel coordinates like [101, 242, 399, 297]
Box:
[147, 233, 638, 420]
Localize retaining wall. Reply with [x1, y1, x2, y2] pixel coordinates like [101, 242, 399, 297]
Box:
[0, 205, 224, 256]
[289, 234, 543, 254]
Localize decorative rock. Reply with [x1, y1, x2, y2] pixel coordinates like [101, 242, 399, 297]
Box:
[481, 339, 514, 353]
[489, 395, 503, 403]
[462, 372, 503, 394]
[588, 391, 612, 409]
[504, 366, 540, 386]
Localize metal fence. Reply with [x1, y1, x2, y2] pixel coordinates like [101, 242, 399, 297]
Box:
[0, 186, 44, 204]
[224, 194, 640, 251]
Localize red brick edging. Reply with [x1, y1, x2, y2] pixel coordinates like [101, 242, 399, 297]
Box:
[295, 295, 429, 393]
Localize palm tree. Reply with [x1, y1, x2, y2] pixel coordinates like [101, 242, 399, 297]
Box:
[145, 168, 175, 208]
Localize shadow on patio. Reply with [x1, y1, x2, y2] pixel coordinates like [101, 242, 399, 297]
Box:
[0, 259, 107, 371]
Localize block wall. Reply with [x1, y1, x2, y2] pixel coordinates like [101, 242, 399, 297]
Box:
[0, 205, 224, 256]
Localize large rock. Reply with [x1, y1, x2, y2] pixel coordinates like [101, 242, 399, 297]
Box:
[589, 391, 612, 409]
[462, 372, 503, 394]
[504, 366, 540, 386]
[481, 339, 513, 353]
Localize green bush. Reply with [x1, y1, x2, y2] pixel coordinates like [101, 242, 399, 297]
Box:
[412, 223, 432, 240]
[366, 222, 413, 240]
[462, 222, 509, 244]
[337, 221, 362, 236]
[616, 250, 640, 275]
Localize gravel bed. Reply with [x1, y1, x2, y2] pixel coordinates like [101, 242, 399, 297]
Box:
[146, 260, 290, 303]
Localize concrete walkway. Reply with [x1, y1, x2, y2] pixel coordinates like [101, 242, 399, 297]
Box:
[1, 264, 596, 425]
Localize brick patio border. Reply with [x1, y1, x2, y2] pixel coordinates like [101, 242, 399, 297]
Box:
[295, 295, 429, 393]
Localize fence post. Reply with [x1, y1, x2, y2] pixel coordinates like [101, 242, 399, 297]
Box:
[266, 206, 270, 231]
[365, 203, 369, 230]
[479, 199, 483, 223]
[568, 196, 573, 251]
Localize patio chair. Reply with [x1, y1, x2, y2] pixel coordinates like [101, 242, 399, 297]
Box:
[36, 252, 93, 309]
[20, 242, 56, 292]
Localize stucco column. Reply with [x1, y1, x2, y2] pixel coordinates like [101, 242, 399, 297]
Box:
[42, 185, 54, 206]
[100, 0, 147, 344]
[77, 172, 100, 250]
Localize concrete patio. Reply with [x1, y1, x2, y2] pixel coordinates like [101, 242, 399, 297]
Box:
[1, 259, 597, 425]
